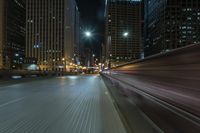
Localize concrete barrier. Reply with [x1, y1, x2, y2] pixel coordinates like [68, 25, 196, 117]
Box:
[111, 44, 200, 116]
[102, 44, 200, 132]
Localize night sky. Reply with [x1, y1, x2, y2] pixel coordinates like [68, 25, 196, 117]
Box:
[76, 0, 105, 57]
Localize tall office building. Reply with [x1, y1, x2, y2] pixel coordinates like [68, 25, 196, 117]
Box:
[105, 0, 142, 67]
[144, 0, 200, 56]
[0, 0, 26, 70]
[74, 6, 81, 65]
[0, 0, 5, 69]
[26, 0, 79, 71]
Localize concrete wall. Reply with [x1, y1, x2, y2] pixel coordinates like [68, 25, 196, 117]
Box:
[104, 44, 200, 132]
[112, 44, 200, 116]
[114, 44, 200, 79]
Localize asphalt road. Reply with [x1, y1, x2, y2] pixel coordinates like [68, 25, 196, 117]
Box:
[0, 75, 126, 133]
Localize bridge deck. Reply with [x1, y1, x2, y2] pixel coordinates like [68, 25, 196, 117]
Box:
[0, 75, 126, 133]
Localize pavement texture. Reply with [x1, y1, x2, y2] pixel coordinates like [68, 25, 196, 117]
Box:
[0, 75, 126, 133]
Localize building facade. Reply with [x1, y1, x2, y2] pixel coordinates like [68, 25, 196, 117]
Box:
[74, 6, 81, 65]
[144, 0, 200, 56]
[105, 0, 142, 67]
[26, 0, 79, 71]
[0, 0, 5, 69]
[0, 0, 26, 70]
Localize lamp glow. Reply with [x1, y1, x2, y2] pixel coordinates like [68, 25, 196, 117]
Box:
[85, 31, 92, 37]
[123, 32, 129, 37]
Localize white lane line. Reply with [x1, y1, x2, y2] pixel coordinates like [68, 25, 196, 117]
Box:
[0, 97, 26, 108]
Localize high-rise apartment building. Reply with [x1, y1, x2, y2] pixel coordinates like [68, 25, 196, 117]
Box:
[26, 0, 80, 71]
[0, 0, 26, 70]
[105, 0, 142, 67]
[144, 0, 200, 56]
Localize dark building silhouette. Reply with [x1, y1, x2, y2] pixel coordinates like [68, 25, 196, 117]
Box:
[105, 0, 142, 67]
[144, 0, 200, 56]
[74, 6, 81, 65]
[0, 0, 26, 69]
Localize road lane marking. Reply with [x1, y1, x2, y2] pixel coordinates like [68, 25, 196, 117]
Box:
[0, 97, 26, 108]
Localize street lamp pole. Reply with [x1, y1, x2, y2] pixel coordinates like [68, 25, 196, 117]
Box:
[108, 36, 112, 69]
[123, 31, 129, 62]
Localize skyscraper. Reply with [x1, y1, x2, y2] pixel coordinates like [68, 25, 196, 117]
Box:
[144, 0, 200, 57]
[0, 0, 5, 69]
[105, 0, 142, 67]
[74, 6, 81, 65]
[26, 0, 79, 71]
[0, 0, 26, 70]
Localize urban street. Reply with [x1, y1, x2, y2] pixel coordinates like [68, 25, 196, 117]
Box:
[0, 0, 200, 132]
[0, 75, 126, 133]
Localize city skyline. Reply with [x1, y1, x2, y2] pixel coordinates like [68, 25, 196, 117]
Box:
[0, 1, 199, 133]
[0, 0, 200, 70]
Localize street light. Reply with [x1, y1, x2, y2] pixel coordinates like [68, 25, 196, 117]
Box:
[85, 31, 92, 37]
[62, 58, 66, 72]
[123, 32, 129, 37]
